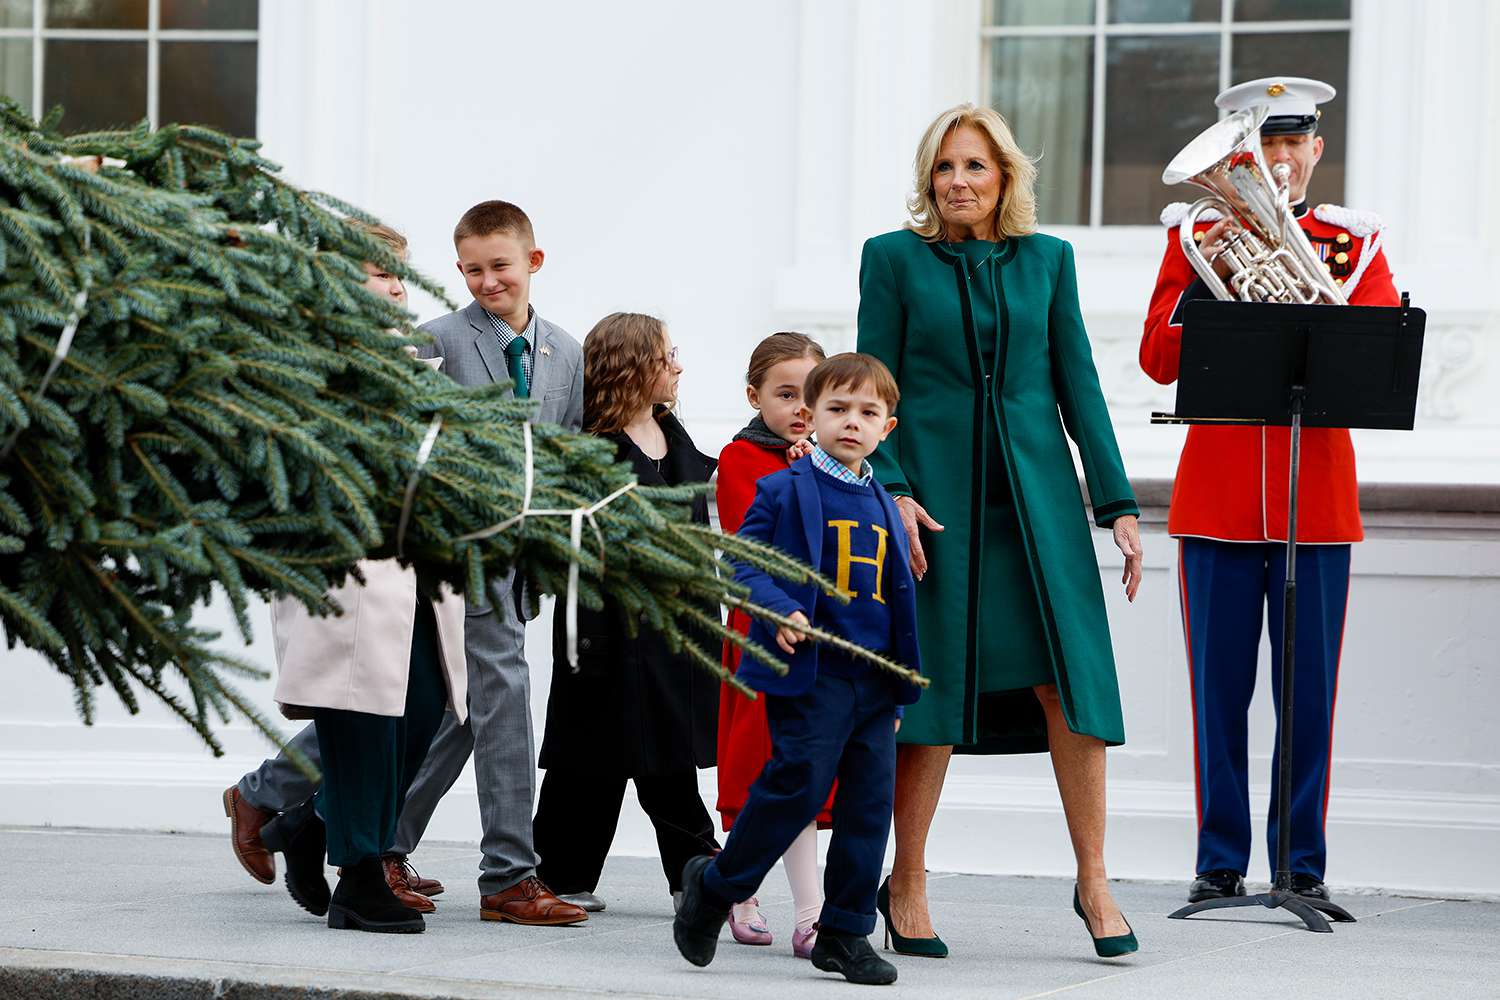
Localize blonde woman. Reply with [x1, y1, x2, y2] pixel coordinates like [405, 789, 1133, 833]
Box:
[856, 104, 1142, 958]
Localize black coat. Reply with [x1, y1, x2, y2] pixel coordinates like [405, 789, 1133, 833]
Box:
[537, 412, 720, 777]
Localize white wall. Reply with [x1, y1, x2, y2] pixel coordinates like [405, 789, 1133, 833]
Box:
[2, 0, 1497, 898]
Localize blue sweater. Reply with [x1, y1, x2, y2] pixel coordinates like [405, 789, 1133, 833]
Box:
[729, 455, 923, 705]
[813, 469, 894, 673]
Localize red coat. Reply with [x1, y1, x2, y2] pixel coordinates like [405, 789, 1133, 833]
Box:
[714, 437, 835, 831]
[1140, 203, 1400, 543]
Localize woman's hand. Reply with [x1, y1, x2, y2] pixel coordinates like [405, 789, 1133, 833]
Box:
[895, 496, 945, 581]
[786, 438, 814, 462]
[1113, 514, 1143, 602]
[776, 610, 811, 655]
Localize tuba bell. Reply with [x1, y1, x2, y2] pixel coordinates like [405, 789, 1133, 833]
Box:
[1162, 106, 1345, 305]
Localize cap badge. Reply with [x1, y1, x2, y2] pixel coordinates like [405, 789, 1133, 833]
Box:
[1267, 82, 1287, 97]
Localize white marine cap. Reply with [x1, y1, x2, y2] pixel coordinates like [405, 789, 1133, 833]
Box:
[1215, 76, 1336, 134]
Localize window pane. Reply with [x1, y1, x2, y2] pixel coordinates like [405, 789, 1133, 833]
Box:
[159, 41, 257, 136]
[43, 40, 146, 131]
[0, 0, 31, 27]
[989, 36, 1094, 225]
[45, 0, 148, 29]
[989, 0, 1094, 26]
[161, 0, 258, 30]
[1109, 0, 1218, 23]
[1231, 31, 1349, 206]
[1234, 0, 1350, 20]
[0, 39, 29, 110]
[1102, 34, 1220, 224]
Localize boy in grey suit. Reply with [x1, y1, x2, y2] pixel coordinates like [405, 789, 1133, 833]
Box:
[225, 201, 588, 927]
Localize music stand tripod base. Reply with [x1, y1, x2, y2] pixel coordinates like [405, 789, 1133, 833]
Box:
[1169, 889, 1356, 933]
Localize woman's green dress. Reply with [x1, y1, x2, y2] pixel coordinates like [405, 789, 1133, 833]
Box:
[959, 240, 1056, 699]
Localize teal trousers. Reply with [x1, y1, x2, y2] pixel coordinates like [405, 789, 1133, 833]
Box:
[314, 596, 448, 867]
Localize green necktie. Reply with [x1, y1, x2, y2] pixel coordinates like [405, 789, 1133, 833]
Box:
[504, 335, 529, 399]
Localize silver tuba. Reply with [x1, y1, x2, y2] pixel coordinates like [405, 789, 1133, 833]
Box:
[1162, 106, 1345, 305]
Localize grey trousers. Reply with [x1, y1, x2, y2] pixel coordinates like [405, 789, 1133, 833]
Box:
[237, 722, 321, 813]
[389, 577, 539, 895]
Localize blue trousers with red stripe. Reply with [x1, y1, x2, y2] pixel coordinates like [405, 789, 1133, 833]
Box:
[1178, 538, 1351, 881]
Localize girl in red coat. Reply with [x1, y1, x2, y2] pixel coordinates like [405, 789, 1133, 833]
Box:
[716, 332, 828, 957]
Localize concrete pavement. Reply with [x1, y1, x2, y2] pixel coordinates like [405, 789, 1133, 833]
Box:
[2, 826, 1495, 999]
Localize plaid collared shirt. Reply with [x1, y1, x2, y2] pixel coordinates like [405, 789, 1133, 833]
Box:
[809, 444, 874, 487]
[486, 305, 537, 387]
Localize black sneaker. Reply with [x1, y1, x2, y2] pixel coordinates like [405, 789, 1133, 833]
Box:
[1187, 869, 1245, 903]
[261, 799, 330, 917]
[672, 855, 729, 967]
[1289, 874, 1330, 901]
[811, 927, 898, 986]
[327, 856, 425, 933]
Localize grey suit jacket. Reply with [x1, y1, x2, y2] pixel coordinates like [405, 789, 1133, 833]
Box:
[417, 300, 584, 431]
[418, 301, 585, 619]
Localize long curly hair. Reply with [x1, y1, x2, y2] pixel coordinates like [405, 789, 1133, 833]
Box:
[583, 312, 672, 435]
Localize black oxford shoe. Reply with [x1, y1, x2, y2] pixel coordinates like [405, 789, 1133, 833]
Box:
[672, 855, 728, 967]
[1290, 874, 1330, 901]
[1188, 869, 1246, 903]
[811, 928, 898, 986]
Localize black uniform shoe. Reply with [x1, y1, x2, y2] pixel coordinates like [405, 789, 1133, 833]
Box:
[327, 857, 425, 933]
[811, 927, 898, 986]
[672, 855, 729, 967]
[1289, 874, 1330, 901]
[1188, 869, 1246, 903]
[260, 799, 330, 917]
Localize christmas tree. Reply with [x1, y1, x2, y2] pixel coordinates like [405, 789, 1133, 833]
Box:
[0, 103, 922, 758]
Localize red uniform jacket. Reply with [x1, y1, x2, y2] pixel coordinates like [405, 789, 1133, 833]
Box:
[1140, 202, 1400, 543]
[713, 437, 834, 830]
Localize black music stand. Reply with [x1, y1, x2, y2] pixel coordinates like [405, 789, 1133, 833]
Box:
[1153, 295, 1425, 933]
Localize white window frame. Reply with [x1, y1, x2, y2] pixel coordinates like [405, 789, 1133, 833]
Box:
[0, 0, 257, 128]
[980, 0, 1352, 229]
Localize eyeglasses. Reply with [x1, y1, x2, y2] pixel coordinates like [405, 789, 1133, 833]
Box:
[660, 346, 680, 366]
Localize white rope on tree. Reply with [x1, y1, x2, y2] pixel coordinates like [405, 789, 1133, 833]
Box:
[452, 421, 638, 669]
[1, 227, 92, 459]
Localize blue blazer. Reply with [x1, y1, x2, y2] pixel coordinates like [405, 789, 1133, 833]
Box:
[731, 456, 923, 705]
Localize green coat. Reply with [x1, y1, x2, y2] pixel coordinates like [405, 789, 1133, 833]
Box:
[856, 229, 1138, 753]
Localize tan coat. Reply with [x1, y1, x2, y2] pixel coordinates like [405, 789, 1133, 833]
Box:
[271, 559, 468, 722]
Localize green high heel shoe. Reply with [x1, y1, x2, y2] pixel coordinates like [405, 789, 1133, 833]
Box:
[1073, 885, 1138, 958]
[876, 877, 949, 958]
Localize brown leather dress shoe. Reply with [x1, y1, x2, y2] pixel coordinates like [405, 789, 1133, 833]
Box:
[379, 857, 436, 913]
[222, 786, 275, 885]
[385, 856, 444, 897]
[480, 877, 589, 926]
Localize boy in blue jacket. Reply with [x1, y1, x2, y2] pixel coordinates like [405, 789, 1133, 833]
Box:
[673, 353, 922, 986]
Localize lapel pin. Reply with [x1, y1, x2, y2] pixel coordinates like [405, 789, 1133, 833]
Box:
[540, 345, 552, 356]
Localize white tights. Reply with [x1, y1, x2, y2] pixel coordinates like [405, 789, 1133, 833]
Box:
[782, 821, 822, 933]
[732, 822, 823, 934]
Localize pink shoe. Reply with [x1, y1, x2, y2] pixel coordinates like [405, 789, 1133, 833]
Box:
[729, 898, 773, 945]
[792, 924, 818, 959]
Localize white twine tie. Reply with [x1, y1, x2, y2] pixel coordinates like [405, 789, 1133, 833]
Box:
[395, 413, 444, 559]
[1, 228, 92, 459]
[453, 421, 637, 670]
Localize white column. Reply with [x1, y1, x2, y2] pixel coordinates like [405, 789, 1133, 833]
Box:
[1345, 0, 1500, 479]
[772, 0, 981, 353]
[255, 0, 375, 204]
